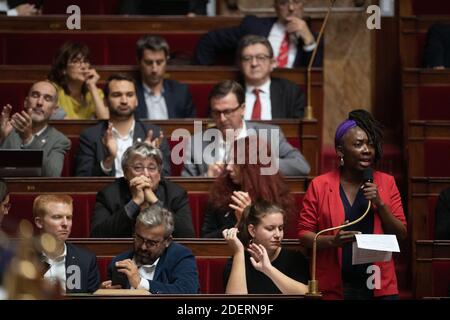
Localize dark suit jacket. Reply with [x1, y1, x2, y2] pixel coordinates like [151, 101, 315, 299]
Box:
[91, 178, 195, 238]
[243, 77, 305, 119]
[65, 243, 100, 293]
[135, 79, 196, 119]
[108, 242, 200, 294]
[74, 120, 171, 177]
[201, 204, 235, 238]
[195, 15, 323, 67]
[424, 23, 450, 68]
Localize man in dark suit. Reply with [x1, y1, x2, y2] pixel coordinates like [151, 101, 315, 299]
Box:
[134, 35, 195, 120]
[237, 35, 305, 119]
[75, 74, 171, 177]
[195, 0, 322, 68]
[0, 80, 71, 177]
[33, 194, 100, 293]
[100, 206, 199, 294]
[181, 80, 310, 177]
[91, 142, 195, 238]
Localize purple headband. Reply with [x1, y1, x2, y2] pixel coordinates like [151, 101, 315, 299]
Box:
[334, 119, 357, 147]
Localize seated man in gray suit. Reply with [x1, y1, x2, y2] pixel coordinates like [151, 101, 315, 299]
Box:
[181, 80, 310, 178]
[0, 80, 71, 176]
[134, 35, 195, 120]
[238, 35, 305, 120]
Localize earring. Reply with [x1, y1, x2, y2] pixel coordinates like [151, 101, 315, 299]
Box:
[339, 156, 344, 167]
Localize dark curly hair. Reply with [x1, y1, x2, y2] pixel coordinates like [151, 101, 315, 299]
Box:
[348, 109, 384, 163]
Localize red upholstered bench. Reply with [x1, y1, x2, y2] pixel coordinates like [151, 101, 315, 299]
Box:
[42, 0, 121, 14]
[188, 83, 214, 118]
[419, 86, 450, 120]
[0, 83, 29, 115]
[412, 0, 450, 15]
[424, 140, 450, 176]
[432, 261, 450, 296]
[427, 196, 439, 239]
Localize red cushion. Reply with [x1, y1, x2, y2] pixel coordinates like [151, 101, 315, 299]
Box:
[412, 0, 450, 15]
[97, 257, 113, 282]
[188, 192, 209, 237]
[0, 33, 107, 65]
[0, 83, 28, 114]
[432, 261, 450, 296]
[424, 140, 450, 176]
[188, 83, 215, 117]
[419, 86, 450, 120]
[62, 136, 80, 177]
[196, 257, 227, 294]
[42, 0, 121, 14]
[5, 193, 95, 237]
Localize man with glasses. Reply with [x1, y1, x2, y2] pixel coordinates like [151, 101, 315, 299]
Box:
[0, 81, 70, 176]
[181, 80, 310, 177]
[91, 142, 195, 238]
[75, 74, 171, 177]
[238, 35, 305, 120]
[101, 206, 199, 293]
[195, 0, 322, 68]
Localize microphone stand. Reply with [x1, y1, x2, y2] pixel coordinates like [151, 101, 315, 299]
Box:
[306, 199, 372, 297]
[303, 0, 336, 121]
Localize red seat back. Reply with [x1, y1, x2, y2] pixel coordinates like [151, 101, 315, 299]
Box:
[188, 192, 210, 237]
[428, 196, 439, 239]
[419, 86, 450, 120]
[188, 83, 214, 117]
[42, 0, 121, 14]
[97, 257, 113, 282]
[412, 0, 450, 15]
[424, 140, 450, 176]
[432, 261, 450, 296]
[196, 257, 227, 294]
[0, 83, 28, 114]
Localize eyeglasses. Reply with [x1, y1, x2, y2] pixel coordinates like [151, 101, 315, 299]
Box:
[29, 91, 56, 103]
[130, 165, 159, 173]
[211, 104, 243, 118]
[277, 0, 305, 7]
[68, 58, 90, 67]
[241, 54, 271, 64]
[1, 202, 11, 212]
[134, 233, 166, 248]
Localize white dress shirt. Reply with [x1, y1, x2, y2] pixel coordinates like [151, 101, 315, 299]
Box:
[100, 121, 135, 177]
[143, 83, 169, 120]
[214, 121, 249, 166]
[0, 1, 18, 16]
[133, 257, 160, 291]
[43, 244, 67, 292]
[268, 21, 316, 68]
[245, 79, 272, 120]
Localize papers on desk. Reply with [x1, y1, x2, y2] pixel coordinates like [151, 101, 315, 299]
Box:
[352, 234, 400, 265]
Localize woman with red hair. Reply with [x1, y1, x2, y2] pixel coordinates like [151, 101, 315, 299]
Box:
[201, 135, 296, 238]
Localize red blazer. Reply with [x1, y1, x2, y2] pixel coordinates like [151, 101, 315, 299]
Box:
[298, 170, 406, 299]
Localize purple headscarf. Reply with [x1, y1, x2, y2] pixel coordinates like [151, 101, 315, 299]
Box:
[334, 119, 357, 147]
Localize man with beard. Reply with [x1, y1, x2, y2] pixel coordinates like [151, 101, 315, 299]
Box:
[134, 35, 195, 120]
[0, 80, 70, 176]
[101, 206, 200, 293]
[75, 74, 171, 177]
[33, 194, 100, 293]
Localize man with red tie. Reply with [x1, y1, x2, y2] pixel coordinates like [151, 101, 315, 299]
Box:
[238, 35, 306, 120]
[195, 0, 322, 68]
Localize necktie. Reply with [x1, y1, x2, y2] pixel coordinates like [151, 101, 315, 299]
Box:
[277, 32, 289, 68]
[251, 89, 261, 120]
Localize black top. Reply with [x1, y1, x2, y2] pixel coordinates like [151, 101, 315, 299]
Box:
[424, 23, 450, 68]
[435, 187, 450, 240]
[340, 184, 374, 284]
[201, 203, 236, 238]
[223, 249, 309, 294]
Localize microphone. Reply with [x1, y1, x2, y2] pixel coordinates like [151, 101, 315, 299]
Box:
[363, 167, 373, 184]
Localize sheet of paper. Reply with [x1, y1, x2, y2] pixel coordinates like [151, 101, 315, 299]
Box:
[351, 234, 400, 265]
